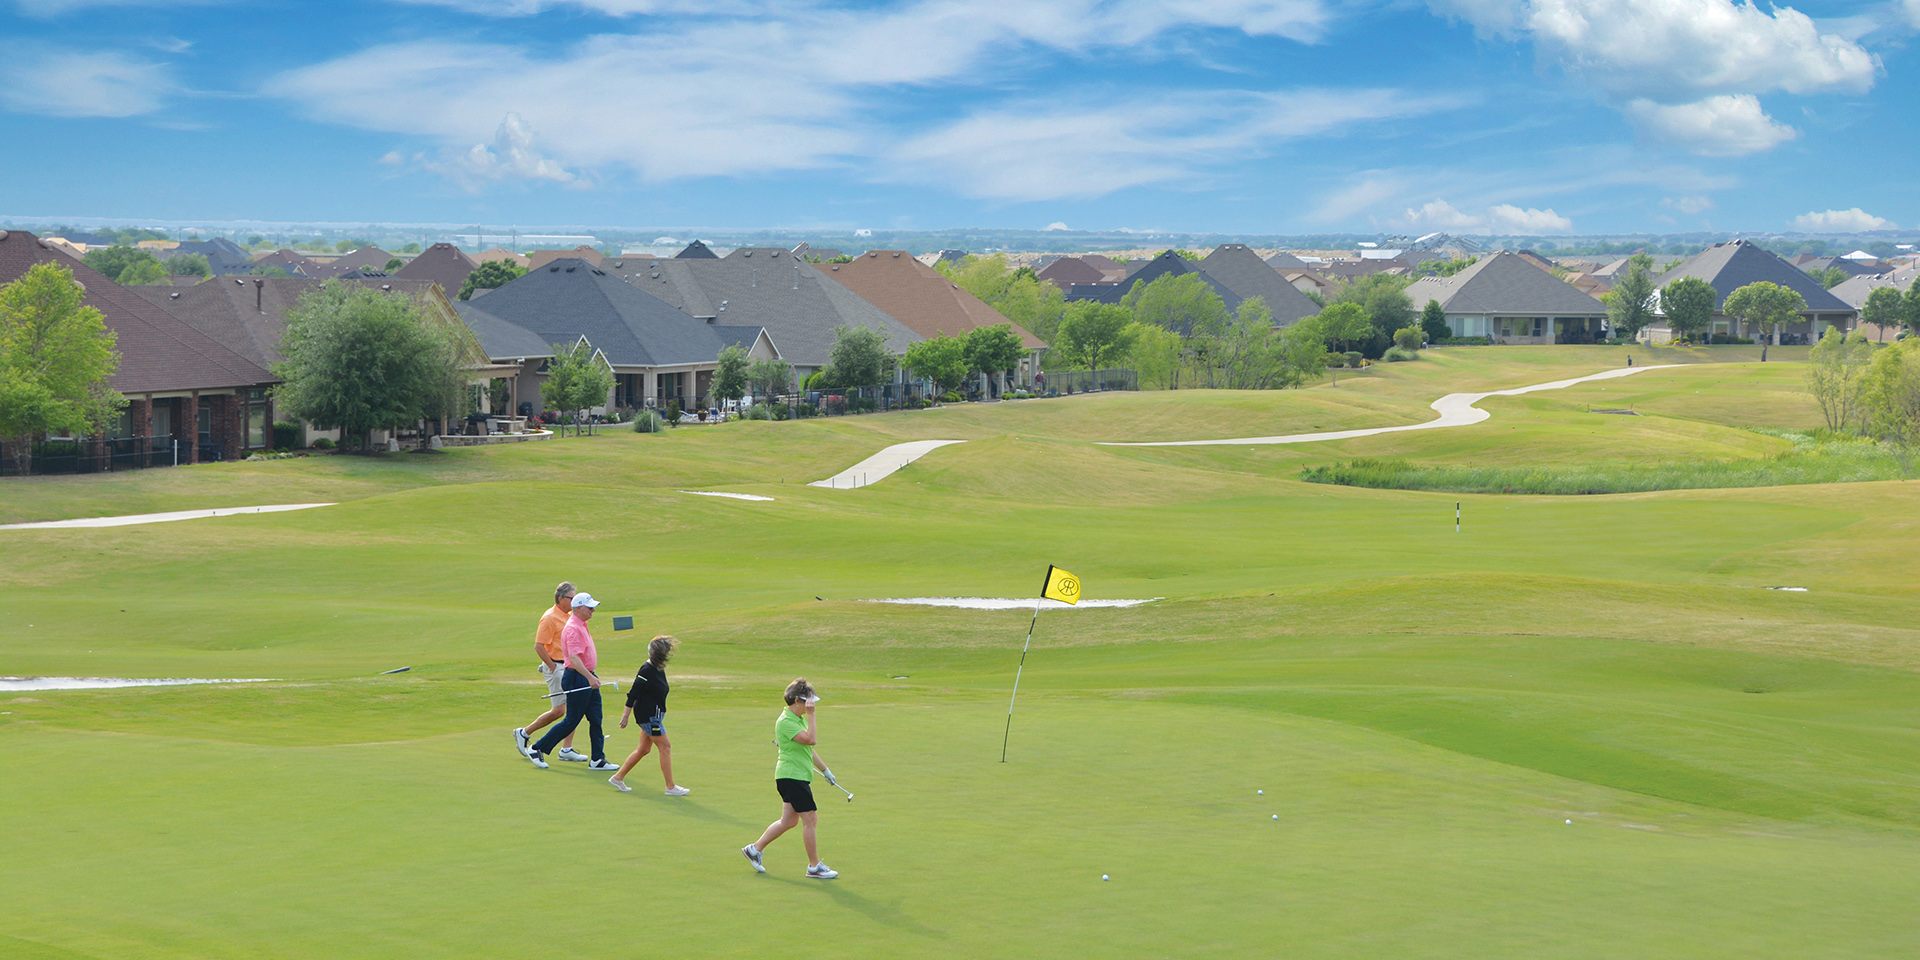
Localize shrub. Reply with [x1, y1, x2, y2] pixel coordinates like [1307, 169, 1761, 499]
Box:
[312, 437, 336, 450]
[1709, 334, 1756, 345]
[804, 372, 829, 390]
[1344, 351, 1365, 368]
[664, 399, 683, 425]
[631, 410, 664, 433]
[941, 391, 964, 403]
[1383, 346, 1420, 362]
[1393, 326, 1422, 351]
[796, 402, 818, 418]
[1432, 336, 1493, 346]
[272, 421, 302, 450]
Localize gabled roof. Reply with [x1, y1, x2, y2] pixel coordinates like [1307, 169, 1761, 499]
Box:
[1799, 256, 1874, 278]
[0, 230, 273, 393]
[131, 275, 452, 369]
[816, 251, 1045, 349]
[527, 246, 604, 270]
[1653, 240, 1853, 313]
[1035, 257, 1107, 292]
[451, 301, 555, 361]
[1264, 251, 1310, 270]
[165, 238, 254, 276]
[1404, 251, 1606, 316]
[252, 249, 318, 276]
[1197, 244, 1323, 325]
[1827, 273, 1907, 310]
[725, 247, 792, 261]
[472, 248, 531, 268]
[309, 246, 396, 278]
[456, 258, 745, 368]
[1066, 251, 1242, 313]
[1079, 254, 1122, 272]
[790, 243, 842, 261]
[600, 250, 919, 366]
[395, 242, 480, 294]
[675, 240, 718, 259]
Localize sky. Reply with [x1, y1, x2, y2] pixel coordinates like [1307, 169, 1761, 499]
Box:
[2, 0, 1917, 236]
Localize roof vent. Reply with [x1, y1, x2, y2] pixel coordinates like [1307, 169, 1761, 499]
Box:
[650, 272, 658, 279]
[892, 252, 900, 258]
[565, 266, 576, 272]
[831, 266, 839, 271]
[234, 279, 246, 286]
[169, 292, 181, 299]
[743, 251, 753, 257]
[550, 265, 560, 272]
[612, 261, 622, 267]
[381, 284, 391, 290]
[0, 230, 8, 240]
[868, 252, 877, 258]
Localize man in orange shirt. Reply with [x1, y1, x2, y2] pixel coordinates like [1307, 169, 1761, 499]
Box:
[515, 582, 584, 760]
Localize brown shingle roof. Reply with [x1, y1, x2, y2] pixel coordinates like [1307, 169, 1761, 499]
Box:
[817, 251, 1045, 349]
[0, 230, 273, 394]
[394, 243, 479, 294]
[131, 275, 453, 369]
[528, 246, 605, 269]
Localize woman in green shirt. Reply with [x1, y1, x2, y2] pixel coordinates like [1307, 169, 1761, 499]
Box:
[742, 678, 838, 879]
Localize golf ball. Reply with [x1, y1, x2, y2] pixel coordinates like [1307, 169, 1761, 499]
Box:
[1271, 814, 1279, 820]
[1565, 819, 1573, 825]
[1257, 790, 1263, 796]
[1101, 875, 1109, 881]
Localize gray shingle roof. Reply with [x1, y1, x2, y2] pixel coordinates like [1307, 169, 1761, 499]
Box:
[1197, 244, 1323, 325]
[1405, 251, 1606, 316]
[457, 258, 746, 367]
[132, 276, 455, 368]
[452, 302, 553, 360]
[599, 250, 919, 367]
[1827, 273, 1908, 310]
[1263, 251, 1310, 270]
[1653, 240, 1853, 314]
[1066, 251, 1243, 314]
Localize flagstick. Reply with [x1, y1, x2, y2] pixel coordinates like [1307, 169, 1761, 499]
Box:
[1000, 596, 1044, 763]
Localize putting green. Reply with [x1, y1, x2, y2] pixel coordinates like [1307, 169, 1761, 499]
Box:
[3, 349, 1917, 958]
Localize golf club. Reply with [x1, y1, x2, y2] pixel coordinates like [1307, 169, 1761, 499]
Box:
[540, 680, 618, 699]
[380, 666, 411, 674]
[824, 769, 853, 802]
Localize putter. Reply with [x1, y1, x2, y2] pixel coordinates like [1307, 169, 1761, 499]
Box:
[540, 681, 618, 699]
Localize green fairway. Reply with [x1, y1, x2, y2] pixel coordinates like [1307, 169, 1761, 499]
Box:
[4, 349, 1918, 958]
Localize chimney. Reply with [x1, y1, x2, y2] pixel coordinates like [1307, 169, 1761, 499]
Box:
[253, 278, 265, 313]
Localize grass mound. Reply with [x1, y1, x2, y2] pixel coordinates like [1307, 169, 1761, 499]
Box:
[1300, 431, 1919, 494]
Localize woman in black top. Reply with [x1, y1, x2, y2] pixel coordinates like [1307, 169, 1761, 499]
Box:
[611, 635, 688, 795]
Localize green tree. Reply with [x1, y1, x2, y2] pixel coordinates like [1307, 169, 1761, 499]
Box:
[251, 265, 292, 279]
[401, 243, 421, 254]
[747, 357, 792, 400]
[1274, 316, 1331, 388]
[902, 334, 970, 397]
[1811, 266, 1851, 289]
[1723, 281, 1807, 346]
[1603, 253, 1657, 340]
[1393, 326, 1422, 352]
[1860, 339, 1920, 443]
[82, 245, 159, 283]
[1211, 297, 1280, 389]
[1805, 328, 1875, 432]
[964, 323, 1026, 395]
[1332, 274, 1416, 354]
[117, 259, 169, 285]
[168, 253, 210, 278]
[273, 280, 459, 450]
[1125, 321, 1182, 389]
[1660, 276, 1717, 343]
[1862, 285, 1903, 342]
[0, 263, 125, 474]
[457, 260, 526, 300]
[538, 340, 614, 436]
[934, 254, 1065, 345]
[1313, 302, 1373, 353]
[1420, 299, 1451, 342]
[825, 325, 891, 388]
[1123, 273, 1229, 336]
[383, 257, 406, 272]
[712, 345, 750, 404]
[1055, 302, 1135, 374]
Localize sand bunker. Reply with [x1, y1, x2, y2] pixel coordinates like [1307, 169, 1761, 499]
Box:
[861, 597, 1160, 610]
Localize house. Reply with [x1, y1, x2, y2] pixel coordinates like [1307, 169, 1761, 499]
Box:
[455, 258, 777, 413]
[133, 274, 507, 442]
[472, 248, 532, 269]
[1264, 251, 1312, 271]
[0, 230, 275, 463]
[815, 250, 1047, 393]
[1798, 256, 1875, 280]
[1068, 251, 1244, 325]
[674, 240, 719, 259]
[159, 238, 255, 276]
[251, 249, 319, 276]
[1196, 244, 1322, 326]
[307, 246, 397, 278]
[395, 243, 480, 296]
[1828, 270, 1915, 341]
[527, 245, 605, 270]
[1405, 251, 1609, 344]
[1279, 269, 1333, 298]
[1319, 257, 1412, 280]
[1035, 256, 1109, 293]
[1649, 240, 1857, 343]
[791, 243, 843, 261]
[599, 247, 918, 380]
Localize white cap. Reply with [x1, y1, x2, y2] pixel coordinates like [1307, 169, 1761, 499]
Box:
[571, 593, 600, 609]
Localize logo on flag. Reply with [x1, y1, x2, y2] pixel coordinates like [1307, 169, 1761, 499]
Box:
[1042, 565, 1081, 605]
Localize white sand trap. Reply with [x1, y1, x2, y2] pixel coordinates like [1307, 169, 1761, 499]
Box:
[0, 503, 336, 530]
[0, 677, 276, 692]
[1101, 365, 1682, 447]
[680, 491, 775, 501]
[862, 597, 1161, 610]
[811, 440, 965, 489]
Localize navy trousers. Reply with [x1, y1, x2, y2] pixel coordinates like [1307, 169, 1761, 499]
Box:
[532, 668, 604, 762]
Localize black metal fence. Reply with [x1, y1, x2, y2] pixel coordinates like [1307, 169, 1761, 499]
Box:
[1042, 369, 1137, 394]
[0, 435, 200, 478]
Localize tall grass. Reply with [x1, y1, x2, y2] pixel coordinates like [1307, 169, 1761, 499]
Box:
[1300, 431, 1919, 494]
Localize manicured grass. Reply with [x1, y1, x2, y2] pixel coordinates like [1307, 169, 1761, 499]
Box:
[4, 350, 1918, 958]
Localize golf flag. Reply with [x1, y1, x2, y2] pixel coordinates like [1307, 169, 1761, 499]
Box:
[1042, 565, 1082, 605]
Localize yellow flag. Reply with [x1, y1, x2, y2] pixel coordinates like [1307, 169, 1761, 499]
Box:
[1041, 565, 1082, 605]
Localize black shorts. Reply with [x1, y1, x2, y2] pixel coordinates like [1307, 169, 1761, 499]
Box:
[636, 709, 664, 737]
[775, 777, 817, 813]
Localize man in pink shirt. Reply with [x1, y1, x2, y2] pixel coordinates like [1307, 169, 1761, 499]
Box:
[526, 592, 615, 771]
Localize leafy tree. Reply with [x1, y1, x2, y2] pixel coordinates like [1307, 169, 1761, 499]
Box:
[747, 357, 792, 400]
[1055, 302, 1135, 374]
[538, 340, 614, 436]
[168, 253, 210, 278]
[1419, 256, 1475, 277]
[1811, 266, 1851, 289]
[824, 325, 891, 388]
[1123, 273, 1228, 335]
[1420, 299, 1451, 341]
[401, 243, 421, 254]
[82, 245, 159, 283]
[117, 259, 169, 285]
[1215, 297, 1282, 389]
[251, 265, 292, 279]
[1125, 321, 1182, 389]
[1393, 326, 1422, 352]
[712, 344, 750, 404]
[1805, 328, 1875, 432]
[1273, 316, 1331, 388]
[1332, 273, 1416, 354]
[383, 257, 406, 272]
[0, 263, 125, 474]
[1722, 281, 1807, 346]
[1900, 277, 1920, 337]
[457, 260, 526, 300]
[335, 240, 356, 253]
[1862, 285, 1904, 342]
[902, 334, 970, 397]
[1660, 276, 1717, 343]
[1860, 339, 1920, 443]
[1313, 302, 1373, 353]
[1161, 249, 1203, 261]
[827, 254, 855, 264]
[935, 254, 1065, 344]
[247, 235, 266, 246]
[1603, 253, 1657, 339]
[964, 323, 1026, 395]
[273, 280, 461, 450]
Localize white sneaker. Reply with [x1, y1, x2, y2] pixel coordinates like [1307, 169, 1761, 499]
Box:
[742, 845, 765, 874]
[807, 863, 838, 880]
[556, 747, 590, 763]
[513, 728, 530, 757]
[664, 785, 690, 796]
[609, 777, 631, 792]
[526, 750, 548, 770]
[587, 759, 617, 771]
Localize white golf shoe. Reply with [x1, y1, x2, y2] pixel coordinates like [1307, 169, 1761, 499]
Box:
[609, 777, 631, 792]
[526, 750, 548, 770]
[806, 863, 839, 880]
[513, 728, 530, 757]
[586, 759, 617, 771]
[742, 845, 765, 874]
[664, 785, 691, 796]
[556, 747, 590, 763]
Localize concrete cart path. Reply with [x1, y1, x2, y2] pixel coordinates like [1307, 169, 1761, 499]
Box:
[810, 440, 966, 489]
[1101, 365, 1682, 447]
[0, 503, 337, 530]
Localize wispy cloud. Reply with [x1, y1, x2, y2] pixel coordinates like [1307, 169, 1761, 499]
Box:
[1396, 198, 1572, 233]
[0, 43, 177, 117]
[1793, 208, 1894, 232]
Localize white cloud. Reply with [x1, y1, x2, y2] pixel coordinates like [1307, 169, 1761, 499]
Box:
[1661, 195, 1714, 215]
[424, 113, 576, 189]
[379, 150, 405, 166]
[889, 89, 1445, 201]
[1625, 95, 1795, 156]
[1398, 198, 1571, 233]
[1793, 208, 1894, 231]
[1045, 222, 1071, 231]
[1309, 176, 1403, 223]
[0, 43, 176, 117]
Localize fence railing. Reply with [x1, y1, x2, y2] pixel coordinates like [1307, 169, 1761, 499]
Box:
[0, 435, 195, 478]
[1042, 369, 1137, 394]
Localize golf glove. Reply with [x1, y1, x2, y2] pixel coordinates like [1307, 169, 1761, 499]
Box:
[823, 769, 837, 786]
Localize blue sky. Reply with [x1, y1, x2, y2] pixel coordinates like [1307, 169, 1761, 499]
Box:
[2, 0, 1916, 235]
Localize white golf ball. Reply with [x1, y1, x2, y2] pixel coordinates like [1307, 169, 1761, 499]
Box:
[1257, 790, 1263, 795]
[1565, 819, 1572, 825]
[1271, 814, 1279, 820]
[1101, 875, 1109, 881]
